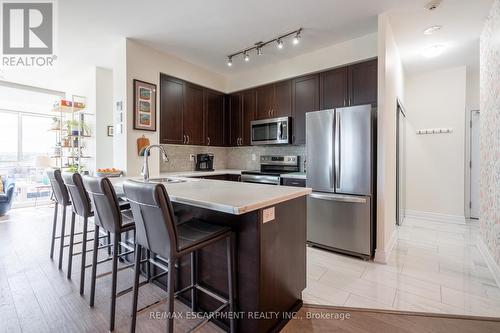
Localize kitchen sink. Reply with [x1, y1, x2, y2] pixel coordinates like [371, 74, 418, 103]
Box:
[147, 177, 187, 184]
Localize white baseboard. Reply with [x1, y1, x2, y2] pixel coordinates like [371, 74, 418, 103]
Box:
[477, 235, 500, 288]
[374, 228, 398, 264]
[404, 209, 466, 225]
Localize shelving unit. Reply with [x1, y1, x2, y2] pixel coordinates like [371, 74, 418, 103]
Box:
[50, 95, 93, 173]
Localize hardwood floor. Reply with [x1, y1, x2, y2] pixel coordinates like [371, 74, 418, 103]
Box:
[0, 205, 221, 333]
[283, 305, 500, 333]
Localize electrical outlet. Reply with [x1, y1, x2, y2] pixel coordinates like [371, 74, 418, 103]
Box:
[189, 154, 195, 161]
[252, 154, 256, 161]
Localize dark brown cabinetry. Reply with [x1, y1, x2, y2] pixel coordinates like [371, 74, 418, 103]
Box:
[292, 74, 319, 145]
[320, 67, 348, 109]
[348, 59, 378, 107]
[191, 174, 241, 182]
[255, 81, 292, 120]
[204, 89, 225, 146]
[183, 83, 204, 145]
[160, 73, 226, 146]
[228, 89, 255, 146]
[160, 75, 184, 144]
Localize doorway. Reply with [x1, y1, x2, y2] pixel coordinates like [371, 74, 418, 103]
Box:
[396, 100, 406, 226]
[470, 110, 480, 219]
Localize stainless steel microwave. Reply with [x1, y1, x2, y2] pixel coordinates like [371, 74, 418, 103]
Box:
[251, 117, 291, 145]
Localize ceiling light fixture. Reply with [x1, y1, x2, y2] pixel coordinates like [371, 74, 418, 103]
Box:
[422, 44, 446, 58]
[423, 25, 442, 35]
[226, 28, 302, 66]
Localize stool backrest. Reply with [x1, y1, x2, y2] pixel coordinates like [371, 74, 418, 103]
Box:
[123, 180, 178, 258]
[84, 176, 122, 233]
[62, 172, 92, 218]
[47, 169, 70, 205]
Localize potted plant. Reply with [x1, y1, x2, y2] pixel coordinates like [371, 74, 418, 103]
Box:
[65, 120, 80, 136]
[50, 117, 61, 130]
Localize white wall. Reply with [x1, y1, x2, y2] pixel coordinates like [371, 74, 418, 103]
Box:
[404, 66, 466, 219]
[226, 33, 378, 92]
[375, 13, 405, 263]
[112, 39, 128, 172]
[95, 67, 114, 169]
[122, 38, 227, 177]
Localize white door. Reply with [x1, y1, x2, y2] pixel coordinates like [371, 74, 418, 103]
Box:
[470, 110, 480, 219]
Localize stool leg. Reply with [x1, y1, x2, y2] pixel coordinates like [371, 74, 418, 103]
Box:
[109, 233, 119, 331]
[130, 244, 142, 333]
[79, 216, 88, 295]
[190, 251, 197, 312]
[58, 205, 67, 269]
[89, 225, 100, 307]
[107, 231, 111, 255]
[227, 233, 236, 333]
[166, 257, 176, 333]
[50, 203, 58, 259]
[67, 211, 76, 279]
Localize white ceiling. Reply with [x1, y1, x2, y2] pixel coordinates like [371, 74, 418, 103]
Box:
[388, 0, 493, 74]
[57, 0, 416, 75]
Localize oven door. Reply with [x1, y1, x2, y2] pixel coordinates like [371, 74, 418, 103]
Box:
[251, 117, 290, 145]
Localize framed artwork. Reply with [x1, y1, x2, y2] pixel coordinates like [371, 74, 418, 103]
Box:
[107, 125, 114, 137]
[133, 79, 157, 131]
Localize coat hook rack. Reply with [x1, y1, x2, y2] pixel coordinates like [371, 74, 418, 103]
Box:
[416, 128, 453, 135]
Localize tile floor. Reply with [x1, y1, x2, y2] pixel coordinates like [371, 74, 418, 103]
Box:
[303, 217, 500, 318]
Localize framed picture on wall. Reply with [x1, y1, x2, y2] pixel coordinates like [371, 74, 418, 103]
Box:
[133, 79, 157, 131]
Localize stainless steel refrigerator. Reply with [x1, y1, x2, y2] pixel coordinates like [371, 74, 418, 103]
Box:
[306, 105, 375, 258]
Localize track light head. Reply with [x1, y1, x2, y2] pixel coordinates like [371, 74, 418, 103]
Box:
[293, 31, 301, 45]
[244, 52, 250, 62]
[227, 57, 232, 67]
[277, 39, 284, 49]
[257, 47, 263, 56]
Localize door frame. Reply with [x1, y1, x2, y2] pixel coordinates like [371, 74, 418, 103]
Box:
[467, 110, 480, 219]
[396, 99, 407, 226]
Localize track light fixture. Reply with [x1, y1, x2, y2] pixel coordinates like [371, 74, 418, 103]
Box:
[226, 28, 302, 67]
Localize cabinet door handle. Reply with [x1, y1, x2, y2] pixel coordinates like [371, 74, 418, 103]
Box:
[187, 135, 190, 144]
[268, 109, 271, 117]
[349, 97, 352, 106]
[183, 134, 186, 144]
[207, 137, 210, 145]
[343, 98, 346, 107]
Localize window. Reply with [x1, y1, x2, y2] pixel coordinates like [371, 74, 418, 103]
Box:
[0, 83, 64, 207]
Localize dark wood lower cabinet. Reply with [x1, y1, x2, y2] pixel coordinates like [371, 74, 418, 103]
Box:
[192, 174, 241, 182]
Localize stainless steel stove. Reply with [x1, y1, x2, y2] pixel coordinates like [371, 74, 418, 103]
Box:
[241, 155, 300, 185]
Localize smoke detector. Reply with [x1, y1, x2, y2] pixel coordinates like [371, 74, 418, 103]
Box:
[424, 0, 443, 11]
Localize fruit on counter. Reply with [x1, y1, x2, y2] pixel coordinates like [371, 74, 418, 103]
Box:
[96, 168, 120, 173]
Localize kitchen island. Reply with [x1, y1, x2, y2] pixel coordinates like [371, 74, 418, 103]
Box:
[111, 177, 311, 333]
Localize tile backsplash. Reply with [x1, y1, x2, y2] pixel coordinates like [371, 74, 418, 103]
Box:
[160, 144, 306, 172]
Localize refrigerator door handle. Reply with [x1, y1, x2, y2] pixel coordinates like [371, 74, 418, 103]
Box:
[309, 192, 367, 203]
[334, 111, 341, 189]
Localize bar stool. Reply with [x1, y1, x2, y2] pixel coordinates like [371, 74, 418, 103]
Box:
[84, 176, 136, 332]
[63, 172, 124, 294]
[123, 180, 236, 333]
[47, 169, 74, 269]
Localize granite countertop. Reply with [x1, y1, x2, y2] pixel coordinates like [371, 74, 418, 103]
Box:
[280, 172, 306, 180]
[111, 177, 311, 215]
[158, 169, 242, 178]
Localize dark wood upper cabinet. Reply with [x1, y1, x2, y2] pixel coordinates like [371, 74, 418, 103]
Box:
[241, 89, 255, 145]
[204, 89, 225, 146]
[160, 75, 184, 144]
[320, 67, 348, 109]
[255, 84, 274, 120]
[292, 74, 319, 145]
[348, 59, 378, 107]
[183, 83, 204, 145]
[228, 93, 242, 147]
[274, 80, 292, 118]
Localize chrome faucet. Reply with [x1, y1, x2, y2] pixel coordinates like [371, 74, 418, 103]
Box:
[142, 144, 169, 181]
